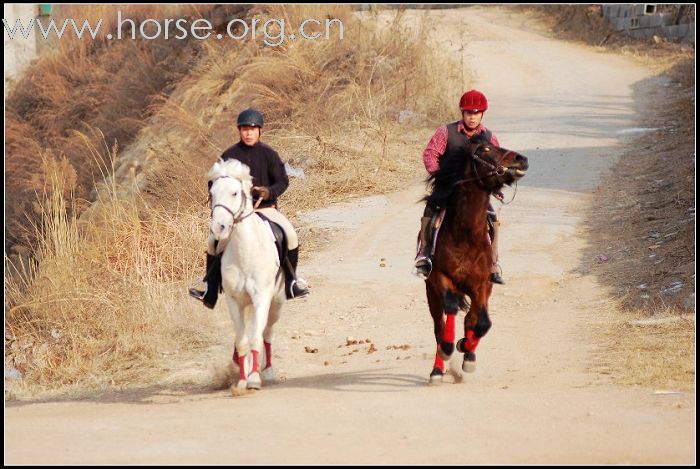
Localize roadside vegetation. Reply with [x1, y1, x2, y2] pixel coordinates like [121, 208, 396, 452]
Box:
[522, 4, 695, 391]
[5, 5, 460, 398]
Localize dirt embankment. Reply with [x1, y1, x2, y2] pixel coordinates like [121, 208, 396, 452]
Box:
[524, 4, 695, 313]
[521, 4, 695, 390]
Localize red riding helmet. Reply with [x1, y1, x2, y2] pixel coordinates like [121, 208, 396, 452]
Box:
[459, 89, 488, 112]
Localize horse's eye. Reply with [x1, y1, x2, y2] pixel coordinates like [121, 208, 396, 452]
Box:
[232, 192, 238, 197]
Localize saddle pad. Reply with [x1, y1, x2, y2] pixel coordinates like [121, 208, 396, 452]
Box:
[430, 209, 447, 256]
[430, 209, 492, 255]
[256, 212, 287, 267]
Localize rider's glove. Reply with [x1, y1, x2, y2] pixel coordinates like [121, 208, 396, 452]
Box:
[253, 186, 272, 200]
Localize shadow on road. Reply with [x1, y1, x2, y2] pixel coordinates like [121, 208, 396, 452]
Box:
[274, 368, 428, 393]
[4, 368, 431, 408]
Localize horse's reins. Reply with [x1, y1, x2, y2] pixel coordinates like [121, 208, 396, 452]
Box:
[210, 176, 264, 225]
[499, 180, 518, 205]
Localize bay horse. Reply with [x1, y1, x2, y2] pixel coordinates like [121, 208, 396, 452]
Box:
[208, 158, 286, 392]
[422, 142, 528, 384]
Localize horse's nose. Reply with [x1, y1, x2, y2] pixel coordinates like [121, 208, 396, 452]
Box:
[516, 154, 529, 171]
[211, 222, 227, 238]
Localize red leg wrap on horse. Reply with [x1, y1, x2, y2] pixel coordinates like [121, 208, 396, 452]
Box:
[264, 341, 272, 369]
[238, 354, 247, 380]
[433, 346, 445, 372]
[251, 350, 260, 373]
[443, 314, 455, 343]
[464, 330, 480, 352]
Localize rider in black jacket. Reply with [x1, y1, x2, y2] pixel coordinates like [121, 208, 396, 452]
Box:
[189, 108, 310, 308]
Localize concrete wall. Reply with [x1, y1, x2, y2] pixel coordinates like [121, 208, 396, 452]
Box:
[601, 4, 695, 43]
[4, 4, 38, 88]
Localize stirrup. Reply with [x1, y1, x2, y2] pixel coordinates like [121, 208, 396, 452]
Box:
[413, 256, 432, 280]
[287, 278, 310, 299]
[189, 287, 207, 300]
[188, 278, 208, 300]
[189, 278, 217, 309]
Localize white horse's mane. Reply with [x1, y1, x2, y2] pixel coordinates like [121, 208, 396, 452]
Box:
[207, 158, 254, 186]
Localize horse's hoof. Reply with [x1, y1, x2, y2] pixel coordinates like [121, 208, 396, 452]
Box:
[462, 350, 476, 373]
[462, 361, 476, 373]
[447, 365, 464, 384]
[261, 366, 275, 383]
[247, 372, 262, 390]
[428, 368, 444, 386]
[230, 383, 253, 397]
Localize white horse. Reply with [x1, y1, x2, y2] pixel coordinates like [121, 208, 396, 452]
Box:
[208, 158, 286, 391]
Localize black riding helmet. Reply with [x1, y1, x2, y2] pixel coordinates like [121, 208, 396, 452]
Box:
[237, 108, 264, 128]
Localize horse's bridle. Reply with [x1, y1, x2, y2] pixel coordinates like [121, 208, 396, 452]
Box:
[209, 176, 261, 226]
[455, 147, 517, 188]
[453, 147, 521, 204]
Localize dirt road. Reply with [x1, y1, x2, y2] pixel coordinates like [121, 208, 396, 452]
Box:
[4, 7, 694, 465]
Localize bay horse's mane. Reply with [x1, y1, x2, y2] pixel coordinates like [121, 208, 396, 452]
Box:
[422, 146, 472, 208]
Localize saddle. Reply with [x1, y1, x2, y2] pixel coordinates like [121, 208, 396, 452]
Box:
[195, 213, 289, 308]
[255, 212, 288, 267]
[428, 208, 496, 255]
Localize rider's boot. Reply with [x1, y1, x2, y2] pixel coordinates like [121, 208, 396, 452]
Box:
[189, 253, 222, 309]
[413, 216, 434, 280]
[284, 247, 310, 299]
[489, 218, 505, 285]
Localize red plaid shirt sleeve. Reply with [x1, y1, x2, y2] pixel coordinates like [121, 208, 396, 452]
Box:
[489, 132, 500, 147]
[423, 125, 448, 174]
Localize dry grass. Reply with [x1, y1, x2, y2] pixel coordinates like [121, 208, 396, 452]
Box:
[249, 6, 459, 218]
[580, 57, 695, 391]
[4, 4, 245, 251]
[4, 5, 460, 399]
[127, 5, 459, 254]
[592, 306, 695, 392]
[140, 6, 458, 218]
[5, 148, 217, 397]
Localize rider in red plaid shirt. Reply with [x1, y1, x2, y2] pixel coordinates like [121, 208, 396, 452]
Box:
[414, 89, 506, 284]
